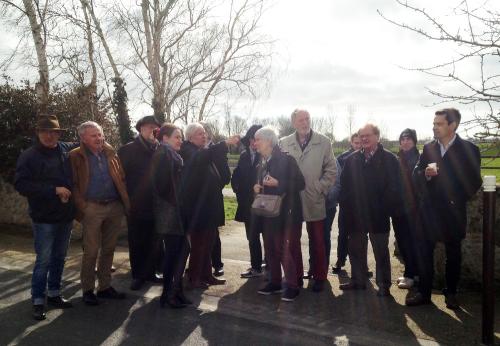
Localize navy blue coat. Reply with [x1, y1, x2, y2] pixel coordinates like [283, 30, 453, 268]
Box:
[15, 141, 77, 223]
[413, 135, 481, 242]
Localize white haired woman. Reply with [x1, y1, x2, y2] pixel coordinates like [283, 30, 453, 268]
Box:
[179, 123, 239, 288]
[253, 126, 305, 302]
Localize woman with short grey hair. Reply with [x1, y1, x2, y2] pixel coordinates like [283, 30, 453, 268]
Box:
[252, 126, 305, 302]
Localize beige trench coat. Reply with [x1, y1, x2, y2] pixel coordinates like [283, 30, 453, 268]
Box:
[280, 131, 337, 221]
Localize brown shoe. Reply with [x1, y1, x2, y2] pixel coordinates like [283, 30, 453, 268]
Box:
[405, 292, 431, 306]
[339, 282, 366, 291]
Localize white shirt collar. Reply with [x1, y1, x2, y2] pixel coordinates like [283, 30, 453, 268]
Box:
[438, 134, 457, 156]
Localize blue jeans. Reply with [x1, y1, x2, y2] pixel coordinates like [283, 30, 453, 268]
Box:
[31, 222, 72, 305]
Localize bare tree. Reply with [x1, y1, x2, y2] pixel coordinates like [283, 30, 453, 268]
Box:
[345, 104, 357, 136]
[379, 0, 500, 144]
[113, 0, 273, 123]
[0, 0, 53, 115]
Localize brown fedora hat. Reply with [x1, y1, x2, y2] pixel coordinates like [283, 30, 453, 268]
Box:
[36, 115, 65, 131]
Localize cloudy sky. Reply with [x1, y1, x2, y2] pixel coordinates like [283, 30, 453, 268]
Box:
[234, 0, 484, 140]
[0, 0, 487, 140]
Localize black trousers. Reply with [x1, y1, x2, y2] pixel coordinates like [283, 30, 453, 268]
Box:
[323, 206, 337, 267]
[211, 228, 224, 270]
[128, 217, 164, 280]
[416, 238, 462, 299]
[335, 207, 349, 268]
[245, 220, 263, 270]
[162, 234, 190, 296]
[392, 214, 417, 278]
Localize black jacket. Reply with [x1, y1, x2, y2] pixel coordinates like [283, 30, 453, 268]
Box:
[151, 144, 184, 235]
[253, 148, 305, 229]
[397, 147, 420, 217]
[231, 148, 260, 223]
[118, 136, 159, 220]
[413, 135, 482, 242]
[15, 141, 77, 223]
[179, 141, 229, 232]
[337, 148, 355, 169]
[340, 143, 402, 234]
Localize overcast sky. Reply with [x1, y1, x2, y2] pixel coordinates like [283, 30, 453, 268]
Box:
[233, 0, 484, 140]
[0, 0, 487, 140]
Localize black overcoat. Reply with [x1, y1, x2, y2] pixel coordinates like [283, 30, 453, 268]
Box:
[413, 135, 482, 242]
[231, 148, 260, 223]
[339, 143, 402, 234]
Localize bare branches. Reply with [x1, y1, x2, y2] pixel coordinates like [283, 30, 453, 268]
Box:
[380, 0, 500, 142]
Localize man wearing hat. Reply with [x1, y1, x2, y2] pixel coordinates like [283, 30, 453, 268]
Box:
[15, 115, 77, 320]
[231, 125, 265, 278]
[118, 115, 162, 290]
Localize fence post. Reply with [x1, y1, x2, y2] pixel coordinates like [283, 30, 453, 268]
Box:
[482, 176, 496, 346]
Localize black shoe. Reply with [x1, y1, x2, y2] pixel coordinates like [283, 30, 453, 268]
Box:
[339, 282, 366, 291]
[32, 304, 46, 320]
[160, 294, 186, 309]
[47, 296, 73, 308]
[405, 292, 431, 306]
[176, 292, 193, 305]
[376, 287, 391, 297]
[97, 286, 126, 300]
[213, 267, 224, 277]
[444, 294, 460, 310]
[147, 274, 163, 283]
[82, 290, 99, 306]
[367, 271, 373, 278]
[130, 278, 145, 291]
[258, 283, 283, 295]
[331, 266, 342, 274]
[240, 268, 263, 278]
[312, 280, 325, 293]
[281, 288, 300, 302]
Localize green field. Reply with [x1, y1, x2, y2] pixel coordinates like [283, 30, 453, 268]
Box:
[481, 157, 500, 180]
[224, 196, 237, 221]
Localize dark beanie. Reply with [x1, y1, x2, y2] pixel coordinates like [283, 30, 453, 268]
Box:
[399, 128, 417, 144]
[241, 124, 263, 146]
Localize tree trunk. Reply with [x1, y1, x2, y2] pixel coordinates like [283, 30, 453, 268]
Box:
[22, 0, 49, 116]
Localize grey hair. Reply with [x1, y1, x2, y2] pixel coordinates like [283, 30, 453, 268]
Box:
[255, 126, 278, 148]
[77, 121, 103, 138]
[185, 122, 205, 141]
[290, 108, 310, 122]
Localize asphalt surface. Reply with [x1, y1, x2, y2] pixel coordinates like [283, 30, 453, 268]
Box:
[0, 221, 499, 346]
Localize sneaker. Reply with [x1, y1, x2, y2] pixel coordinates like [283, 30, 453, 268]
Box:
[397, 277, 414, 289]
[281, 288, 299, 302]
[241, 268, 263, 278]
[258, 283, 283, 295]
[96, 286, 126, 300]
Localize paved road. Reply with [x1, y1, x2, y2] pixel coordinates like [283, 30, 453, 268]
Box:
[0, 222, 499, 346]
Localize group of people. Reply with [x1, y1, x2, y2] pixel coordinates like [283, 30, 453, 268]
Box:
[15, 106, 482, 321]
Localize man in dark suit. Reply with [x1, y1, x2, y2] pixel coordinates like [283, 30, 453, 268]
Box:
[339, 124, 402, 297]
[406, 108, 482, 309]
[231, 125, 264, 278]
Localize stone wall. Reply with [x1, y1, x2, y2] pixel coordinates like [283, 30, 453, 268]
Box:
[434, 186, 500, 289]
